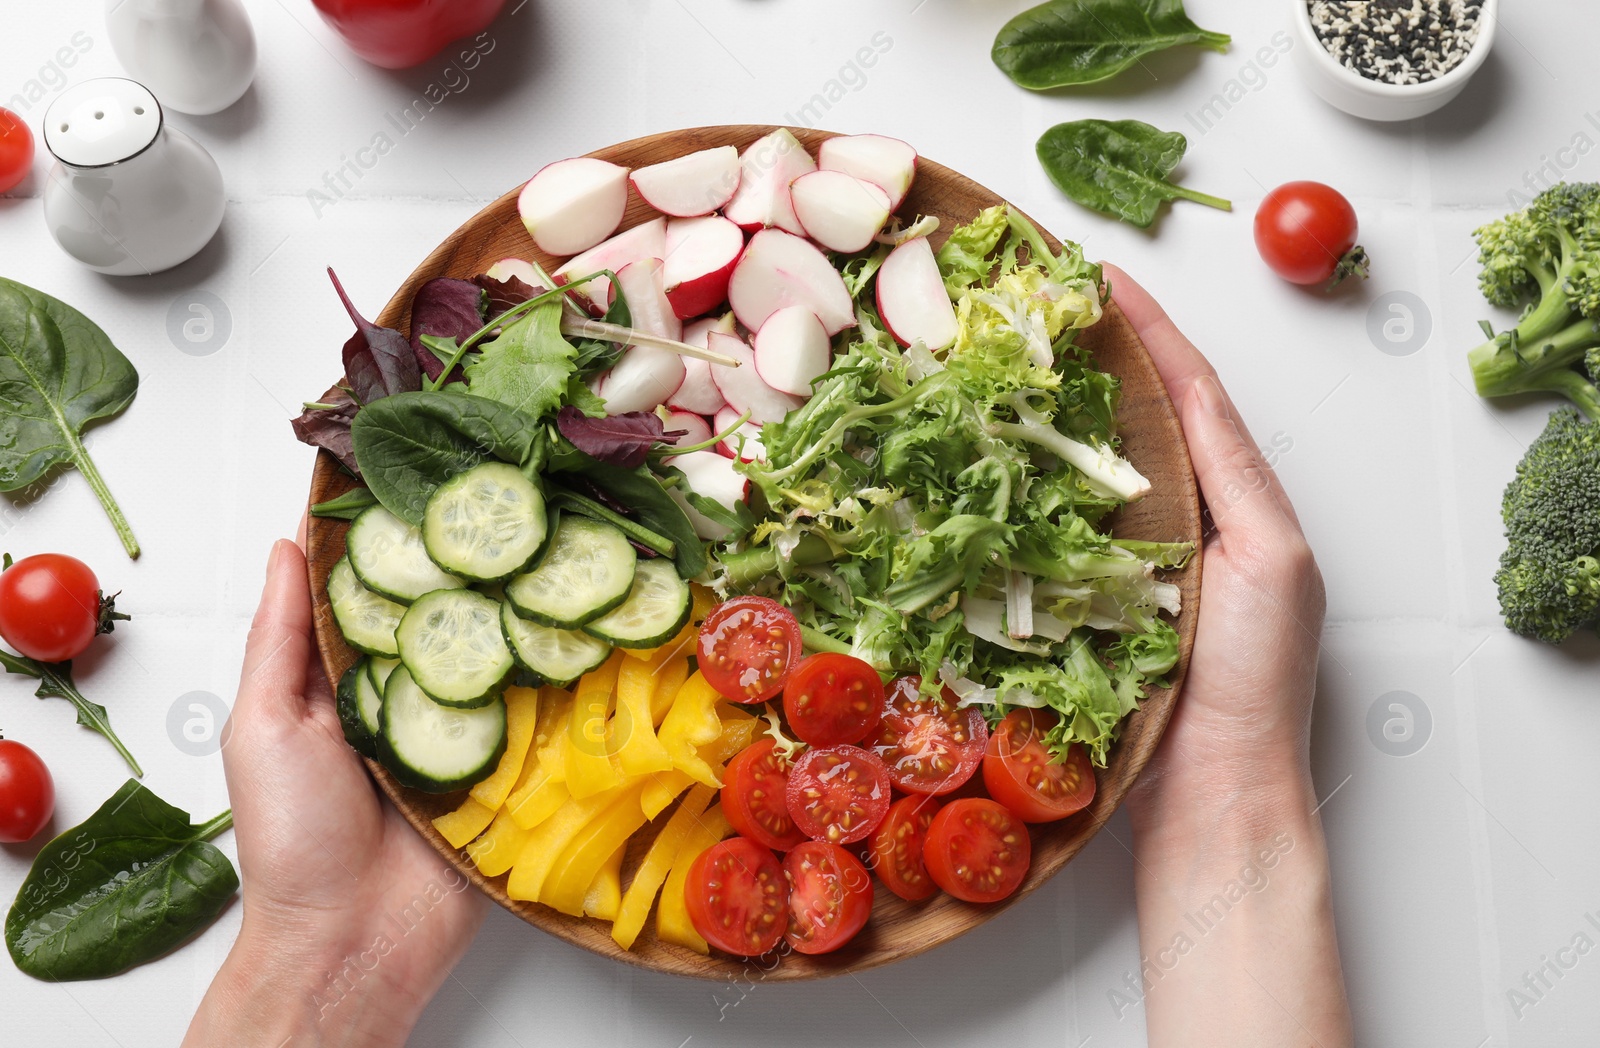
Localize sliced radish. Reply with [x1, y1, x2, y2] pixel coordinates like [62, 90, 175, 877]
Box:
[707, 331, 805, 425]
[662, 410, 714, 447]
[715, 406, 767, 462]
[668, 449, 750, 541]
[518, 157, 628, 256]
[876, 236, 958, 351]
[753, 306, 830, 396]
[669, 313, 734, 415]
[612, 258, 683, 342]
[597, 345, 685, 414]
[663, 216, 744, 320]
[629, 146, 740, 217]
[485, 257, 540, 287]
[722, 128, 816, 236]
[727, 229, 855, 336]
[790, 171, 891, 254]
[817, 134, 918, 211]
[553, 218, 666, 314]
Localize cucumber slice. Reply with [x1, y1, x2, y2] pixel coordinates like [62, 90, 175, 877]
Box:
[367, 656, 400, 694]
[379, 665, 506, 793]
[336, 659, 376, 757]
[505, 514, 637, 628]
[500, 600, 612, 687]
[347, 505, 467, 603]
[327, 556, 404, 657]
[353, 661, 386, 741]
[582, 559, 692, 648]
[423, 462, 549, 582]
[396, 589, 514, 708]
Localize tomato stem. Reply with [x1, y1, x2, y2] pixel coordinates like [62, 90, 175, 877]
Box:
[1326, 245, 1372, 290]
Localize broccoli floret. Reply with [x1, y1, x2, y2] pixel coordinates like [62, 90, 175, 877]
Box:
[1468, 183, 1600, 419]
[1495, 407, 1600, 643]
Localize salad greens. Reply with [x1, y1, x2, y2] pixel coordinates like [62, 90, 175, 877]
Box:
[993, 0, 1231, 90]
[714, 206, 1193, 766]
[1037, 119, 1232, 230]
[0, 649, 142, 776]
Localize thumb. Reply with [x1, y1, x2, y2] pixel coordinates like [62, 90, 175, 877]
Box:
[235, 539, 315, 726]
[1184, 375, 1296, 541]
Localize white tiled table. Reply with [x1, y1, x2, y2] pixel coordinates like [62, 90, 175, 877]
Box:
[2, 2, 1596, 1045]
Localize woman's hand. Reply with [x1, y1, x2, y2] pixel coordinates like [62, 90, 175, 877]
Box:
[1108, 265, 1353, 1048]
[184, 537, 486, 1048]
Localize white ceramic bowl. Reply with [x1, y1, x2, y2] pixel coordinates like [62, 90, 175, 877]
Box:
[1291, 0, 1498, 121]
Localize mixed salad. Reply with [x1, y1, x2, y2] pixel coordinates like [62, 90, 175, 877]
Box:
[295, 129, 1193, 959]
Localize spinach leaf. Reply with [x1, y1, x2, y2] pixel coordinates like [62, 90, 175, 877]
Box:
[0, 652, 142, 775]
[0, 278, 141, 558]
[329, 268, 420, 405]
[310, 486, 380, 520]
[350, 390, 546, 525]
[1036, 119, 1232, 229]
[6, 780, 235, 981]
[993, 0, 1230, 89]
[462, 299, 576, 420]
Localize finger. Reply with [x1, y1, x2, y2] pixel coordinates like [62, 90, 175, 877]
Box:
[1182, 375, 1299, 541]
[235, 539, 315, 725]
[296, 510, 309, 550]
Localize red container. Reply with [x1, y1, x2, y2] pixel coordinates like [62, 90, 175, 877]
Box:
[311, 0, 506, 69]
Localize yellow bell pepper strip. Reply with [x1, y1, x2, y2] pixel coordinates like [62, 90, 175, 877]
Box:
[542, 783, 654, 916]
[656, 803, 734, 954]
[640, 705, 764, 818]
[507, 774, 571, 832]
[505, 692, 575, 830]
[658, 671, 726, 788]
[466, 807, 533, 877]
[505, 786, 624, 902]
[584, 842, 627, 922]
[614, 651, 677, 777]
[468, 685, 540, 809]
[612, 784, 715, 950]
[649, 648, 692, 726]
[566, 651, 626, 799]
[432, 796, 497, 851]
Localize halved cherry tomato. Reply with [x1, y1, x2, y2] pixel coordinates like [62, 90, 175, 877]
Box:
[923, 798, 1031, 904]
[868, 795, 939, 902]
[684, 837, 789, 956]
[697, 596, 802, 703]
[784, 841, 873, 954]
[786, 744, 890, 845]
[983, 710, 1097, 823]
[0, 554, 118, 663]
[867, 677, 988, 795]
[782, 652, 885, 747]
[722, 736, 806, 851]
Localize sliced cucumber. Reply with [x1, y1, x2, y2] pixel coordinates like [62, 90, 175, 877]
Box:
[396, 589, 514, 708]
[379, 665, 506, 793]
[327, 556, 404, 657]
[500, 600, 612, 687]
[347, 505, 466, 603]
[505, 513, 637, 628]
[367, 656, 400, 695]
[582, 559, 691, 648]
[423, 462, 549, 582]
[352, 661, 386, 742]
[336, 659, 376, 757]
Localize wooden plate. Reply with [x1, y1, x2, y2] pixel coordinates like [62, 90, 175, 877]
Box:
[304, 125, 1202, 981]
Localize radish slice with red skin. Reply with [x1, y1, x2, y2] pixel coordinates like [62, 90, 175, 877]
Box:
[630, 146, 741, 217]
[727, 229, 855, 336]
[715, 406, 767, 462]
[663, 216, 744, 320]
[597, 345, 685, 414]
[753, 306, 831, 396]
[708, 331, 804, 425]
[553, 218, 666, 314]
[722, 129, 815, 236]
[669, 314, 734, 415]
[518, 157, 629, 256]
[818, 134, 918, 211]
[876, 236, 958, 351]
[668, 449, 751, 541]
[790, 171, 892, 254]
[612, 258, 683, 342]
[662, 410, 714, 448]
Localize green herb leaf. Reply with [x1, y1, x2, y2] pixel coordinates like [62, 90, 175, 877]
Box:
[0, 279, 140, 558]
[992, 0, 1230, 89]
[6, 780, 235, 981]
[1036, 119, 1232, 229]
[310, 486, 380, 521]
[462, 299, 576, 420]
[0, 652, 141, 776]
[548, 442, 707, 578]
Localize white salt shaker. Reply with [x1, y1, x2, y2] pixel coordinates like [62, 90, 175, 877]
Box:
[42, 79, 226, 276]
[105, 0, 256, 115]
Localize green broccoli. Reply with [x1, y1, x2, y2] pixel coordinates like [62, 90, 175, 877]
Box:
[1468, 183, 1600, 419]
[1495, 406, 1600, 643]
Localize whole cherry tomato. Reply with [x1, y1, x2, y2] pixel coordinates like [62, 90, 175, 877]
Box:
[0, 107, 34, 194]
[0, 738, 55, 843]
[1254, 181, 1369, 289]
[0, 554, 123, 663]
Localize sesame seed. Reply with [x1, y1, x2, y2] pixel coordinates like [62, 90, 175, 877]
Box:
[1308, 0, 1482, 85]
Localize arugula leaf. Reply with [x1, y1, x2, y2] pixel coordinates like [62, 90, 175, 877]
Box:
[1036, 119, 1232, 229]
[0, 652, 141, 776]
[329, 269, 420, 404]
[463, 299, 576, 420]
[992, 0, 1231, 89]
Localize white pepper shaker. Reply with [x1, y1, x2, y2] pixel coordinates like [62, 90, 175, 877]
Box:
[42, 78, 225, 276]
[105, 0, 256, 116]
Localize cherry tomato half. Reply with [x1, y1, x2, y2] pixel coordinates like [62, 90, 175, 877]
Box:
[684, 837, 789, 956]
[868, 795, 940, 902]
[697, 596, 802, 703]
[1254, 181, 1369, 289]
[786, 744, 891, 845]
[0, 739, 55, 843]
[783, 652, 885, 747]
[983, 710, 1097, 823]
[923, 798, 1031, 904]
[722, 737, 807, 851]
[784, 841, 873, 954]
[0, 554, 113, 663]
[867, 677, 988, 795]
[0, 108, 34, 195]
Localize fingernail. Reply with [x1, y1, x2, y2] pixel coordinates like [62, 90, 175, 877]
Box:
[265, 539, 285, 575]
[1193, 375, 1229, 419]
